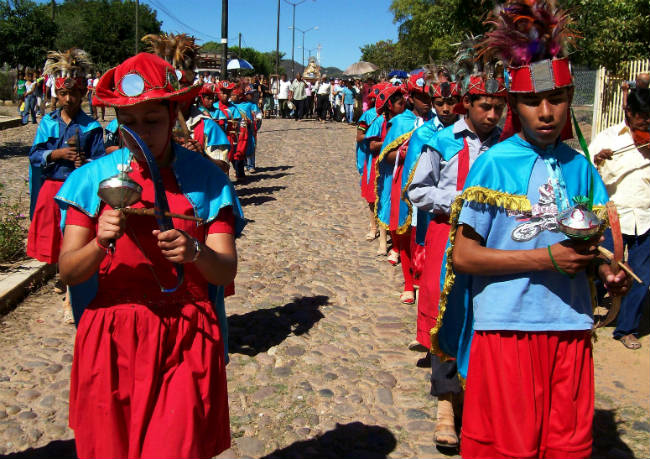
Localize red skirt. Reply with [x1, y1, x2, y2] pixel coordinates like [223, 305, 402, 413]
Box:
[26, 179, 63, 264]
[360, 156, 377, 204]
[416, 216, 451, 349]
[69, 298, 231, 459]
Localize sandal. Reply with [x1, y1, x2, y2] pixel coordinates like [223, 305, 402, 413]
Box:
[400, 291, 415, 304]
[434, 396, 459, 448]
[387, 249, 400, 266]
[365, 230, 379, 241]
[620, 334, 641, 350]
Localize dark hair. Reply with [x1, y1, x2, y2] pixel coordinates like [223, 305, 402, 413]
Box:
[627, 88, 650, 114]
[388, 91, 403, 105]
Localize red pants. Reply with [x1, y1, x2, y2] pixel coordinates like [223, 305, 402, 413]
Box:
[410, 227, 425, 283]
[390, 229, 414, 292]
[461, 330, 593, 459]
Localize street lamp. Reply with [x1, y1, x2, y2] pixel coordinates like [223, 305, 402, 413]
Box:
[283, 0, 315, 75]
[288, 25, 318, 73]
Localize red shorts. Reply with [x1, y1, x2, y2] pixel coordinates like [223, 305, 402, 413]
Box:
[27, 179, 63, 264]
[461, 330, 593, 459]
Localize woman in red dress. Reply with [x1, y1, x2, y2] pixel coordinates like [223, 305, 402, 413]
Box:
[57, 53, 244, 458]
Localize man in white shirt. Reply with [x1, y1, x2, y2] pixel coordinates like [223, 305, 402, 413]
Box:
[277, 74, 291, 118]
[590, 87, 650, 350]
[316, 76, 331, 122]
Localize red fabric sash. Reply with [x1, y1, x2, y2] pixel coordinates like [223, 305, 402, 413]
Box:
[456, 137, 470, 190]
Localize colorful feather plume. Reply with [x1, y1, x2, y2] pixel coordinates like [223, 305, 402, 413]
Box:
[43, 48, 93, 78]
[476, 0, 577, 67]
[141, 33, 200, 72]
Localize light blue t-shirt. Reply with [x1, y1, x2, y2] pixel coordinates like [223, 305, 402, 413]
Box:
[342, 87, 355, 105]
[457, 157, 593, 332]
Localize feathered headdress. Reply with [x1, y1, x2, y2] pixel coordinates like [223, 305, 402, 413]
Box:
[44, 48, 93, 90]
[141, 33, 200, 85]
[451, 33, 506, 101]
[477, 0, 576, 93]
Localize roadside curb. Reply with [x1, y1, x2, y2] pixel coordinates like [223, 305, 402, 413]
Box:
[0, 260, 56, 315]
[0, 117, 22, 130]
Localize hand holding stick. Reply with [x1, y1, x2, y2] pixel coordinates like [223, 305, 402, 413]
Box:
[597, 246, 642, 284]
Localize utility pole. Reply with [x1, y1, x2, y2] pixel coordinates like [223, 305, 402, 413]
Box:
[135, 0, 139, 54]
[316, 43, 322, 67]
[275, 0, 280, 77]
[238, 32, 241, 49]
[221, 0, 228, 79]
[282, 0, 310, 77]
[51, 0, 55, 20]
[301, 33, 305, 71]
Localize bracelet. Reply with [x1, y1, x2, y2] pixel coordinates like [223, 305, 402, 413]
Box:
[95, 237, 110, 253]
[547, 245, 575, 279]
[190, 237, 202, 263]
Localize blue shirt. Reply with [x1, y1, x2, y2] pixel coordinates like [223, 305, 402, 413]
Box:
[458, 155, 593, 332]
[342, 87, 355, 105]
[29, 109, 105, 181]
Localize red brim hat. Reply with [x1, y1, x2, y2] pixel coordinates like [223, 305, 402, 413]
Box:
[406, 72, 428, 94]
[93, 53, 200, 108]
[199, 83, 218, 97]
[376, 85, 406, 115]
[217, 81, 236, 93]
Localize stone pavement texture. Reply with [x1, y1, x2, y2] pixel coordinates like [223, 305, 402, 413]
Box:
[0, 118, 648, 458]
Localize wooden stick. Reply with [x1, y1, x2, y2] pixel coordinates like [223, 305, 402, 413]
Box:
[612, 141, 650, 156]
[122, 207, 204, 223]
[598, 246, 643, 283]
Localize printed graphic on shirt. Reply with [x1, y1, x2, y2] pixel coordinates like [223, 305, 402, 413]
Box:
[509, 178, 560, 242]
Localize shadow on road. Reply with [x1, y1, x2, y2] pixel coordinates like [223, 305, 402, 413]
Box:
[236, 185, 286, 197]
[4, 440, 76, 459]
[253, 165, 294, 172]
[0, 142, 29, 159]
[262, 422, 396, 459]
[241, 171, 293, 183]
[239, 195, 276, 207]
[228, 295, 328, 356]
[592, 409, 636, 458]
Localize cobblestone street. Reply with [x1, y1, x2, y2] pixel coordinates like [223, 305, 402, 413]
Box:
[0, 118, 648, 458]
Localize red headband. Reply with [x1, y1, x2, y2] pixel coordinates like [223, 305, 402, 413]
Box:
[55, 77, 85, 91]
[428, 81, 460, 99]
[507, 57, 573, 94]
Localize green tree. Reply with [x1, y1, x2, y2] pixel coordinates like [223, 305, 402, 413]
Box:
[560, 0, 650, 73]
[0, 0, 58, 68]
[200, 40, 220, 53]
[54, 0, 162, 70]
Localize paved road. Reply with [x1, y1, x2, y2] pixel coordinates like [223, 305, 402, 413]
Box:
[0, 118, 648, 458]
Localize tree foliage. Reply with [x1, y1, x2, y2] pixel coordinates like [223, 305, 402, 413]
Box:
[559, 0, 650, 73]
[0, 0, 58, 68]
[362, 0, 649, 73]
[54, 0, 161, 71]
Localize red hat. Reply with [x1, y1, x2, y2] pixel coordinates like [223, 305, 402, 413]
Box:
[453, 75, 507, 115]
[428, 81, 460, 99]
[507, 57, 573, 94]
[93, 53, 200, 108]
[406, 72, 428, 94]
[368, 82, 389, 102]
[375, 84, 406, 115]
[217, 80, 236, 93]
[199, 83, 218, 97]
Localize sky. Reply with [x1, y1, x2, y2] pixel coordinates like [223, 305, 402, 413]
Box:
[137, 0, 398, 71]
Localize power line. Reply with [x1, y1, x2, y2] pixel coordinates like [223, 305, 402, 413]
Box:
[143, 0, 220, 42]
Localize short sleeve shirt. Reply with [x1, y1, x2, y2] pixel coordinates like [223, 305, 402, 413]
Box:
[458, 156, 593, 332]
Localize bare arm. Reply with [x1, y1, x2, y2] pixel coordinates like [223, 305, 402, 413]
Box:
[59, 209, 126, 285]
[356, 129, 366, 143]
[452, 224, 599, 276]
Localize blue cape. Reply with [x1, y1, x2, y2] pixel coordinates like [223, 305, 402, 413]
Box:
[355, 107, 379, 174]
[203, 118, 230, 147]
[55, 143, 245, 361]
[29, 109, 102, 217]
[433, 134, 610, 379]
[375, 110, 418, 232]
